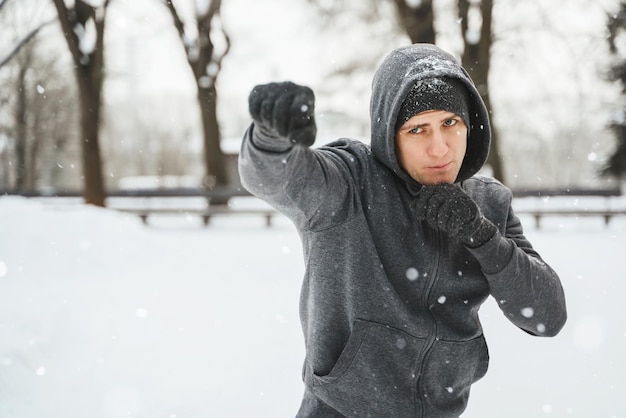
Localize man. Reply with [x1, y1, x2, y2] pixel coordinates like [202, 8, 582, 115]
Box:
[239, 43, 567, 418]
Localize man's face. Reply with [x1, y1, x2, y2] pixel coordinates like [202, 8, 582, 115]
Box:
[395, 110, 468, 185]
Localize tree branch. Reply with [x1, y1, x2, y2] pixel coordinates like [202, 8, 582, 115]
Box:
[212, 15, 231, 79]
[163, 0, 186, 41]
[0, 18, 55, 68]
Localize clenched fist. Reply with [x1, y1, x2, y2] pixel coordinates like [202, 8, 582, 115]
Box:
[248, 81, 317, 150]
[412, 184, 497, 248]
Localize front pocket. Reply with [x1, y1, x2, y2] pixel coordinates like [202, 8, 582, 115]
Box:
[312, 319, 427, 417]
[420, 335, 490, 416]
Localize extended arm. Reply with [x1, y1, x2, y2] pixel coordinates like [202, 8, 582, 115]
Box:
[238, 82, 354, 230]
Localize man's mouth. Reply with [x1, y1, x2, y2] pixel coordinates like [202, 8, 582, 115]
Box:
[428, 162, 452, 170]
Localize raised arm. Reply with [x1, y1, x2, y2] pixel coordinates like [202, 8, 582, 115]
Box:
[238, 82, 355, 230]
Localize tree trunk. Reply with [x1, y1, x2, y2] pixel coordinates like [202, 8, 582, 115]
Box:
[77, 70, 106, 206]
[604, 3, 626, 179]
[392, 0, 436, 44]
[52, 0, 107, 206]
[26, 108, 41, 191]
[458, 0, 505, 183]
[164, 0, 230, 199]
[198, 83, 227, 190]
[603, 122, 626, 178]
[14, 66, 27, 191]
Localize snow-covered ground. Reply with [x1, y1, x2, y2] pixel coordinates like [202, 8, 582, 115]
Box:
[0, 195, 625, 418]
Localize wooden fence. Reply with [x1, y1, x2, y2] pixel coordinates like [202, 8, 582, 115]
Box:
[2, 186, 624, 229]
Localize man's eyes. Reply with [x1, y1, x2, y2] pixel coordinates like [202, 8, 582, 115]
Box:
[408, 119, 458, 134]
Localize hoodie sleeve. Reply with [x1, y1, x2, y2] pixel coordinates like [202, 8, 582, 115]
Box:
[467, 198, 567, 337]
[238, 123, 359, 231]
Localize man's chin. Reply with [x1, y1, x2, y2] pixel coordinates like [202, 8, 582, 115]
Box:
[412, 170, 459, 186]
[419, 178, 456, 186]
[409, 169, 459, 185]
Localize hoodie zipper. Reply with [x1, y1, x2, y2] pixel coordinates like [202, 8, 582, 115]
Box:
[415, 228, 442, 417]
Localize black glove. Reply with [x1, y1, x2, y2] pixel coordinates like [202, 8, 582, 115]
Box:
[248, 81, 317, 151]
[412, 184, 497, 248]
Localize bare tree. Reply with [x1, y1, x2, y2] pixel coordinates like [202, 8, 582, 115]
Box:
[0, 0, 78, 192]
[13, 53, 29, 190]
[604, 0, 626, 180]
[0, 0, 39, 191]
[164, 0, 231, 195]
[52, 0, 110, 206]
[0, 50, 80, 191]
[5, 40, 40, 191]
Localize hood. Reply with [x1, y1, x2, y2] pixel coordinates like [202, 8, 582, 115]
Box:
[369, 43, 491, 185]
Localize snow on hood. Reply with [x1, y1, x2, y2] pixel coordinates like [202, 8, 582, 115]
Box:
[369, 43, 491, 185]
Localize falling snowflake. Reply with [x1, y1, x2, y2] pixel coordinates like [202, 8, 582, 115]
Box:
[406, 267, 419, 281]
[396, 337, 407, 349]
[520, 307, 534, 318]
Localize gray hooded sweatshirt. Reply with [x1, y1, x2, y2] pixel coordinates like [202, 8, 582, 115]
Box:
[238, 44, 567, 418]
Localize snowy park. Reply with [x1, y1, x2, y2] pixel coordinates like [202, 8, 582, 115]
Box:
[0, 194, 625, 418]
[1, 0, 626, 415]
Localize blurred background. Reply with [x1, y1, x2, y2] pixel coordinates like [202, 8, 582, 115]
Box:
[0, 0, 625, 203]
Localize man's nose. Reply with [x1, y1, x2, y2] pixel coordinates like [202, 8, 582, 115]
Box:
[428, 129, 448, 157]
